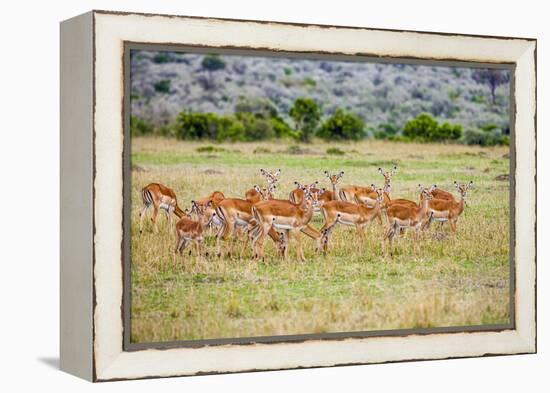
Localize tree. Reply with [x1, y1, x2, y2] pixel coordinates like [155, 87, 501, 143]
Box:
[471, 69, 510, 105]
[289, 97, 321, 143]
[317, 109, 365, 141]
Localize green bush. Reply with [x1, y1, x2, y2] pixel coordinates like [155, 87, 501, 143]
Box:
[317, 108, 365, 141]
[403, 113, 439, 140]
[403, 113, 462, 142]
[201, 54, 226, 71]
[236, 112, 276, 141]
[130, 115, 154, 136]
[373, 122, 398, 140]
[462, 128, 509, 146]
[196, 145, 226, 153]
[153, 79, 171, 93]
[173, 112, 221, 140]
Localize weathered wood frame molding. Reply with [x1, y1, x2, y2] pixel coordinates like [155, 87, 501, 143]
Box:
[60, 10, 536, 381]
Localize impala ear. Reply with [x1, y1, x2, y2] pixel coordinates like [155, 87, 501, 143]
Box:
[205, 200, 213, 209]
[275, 169, 281, 177]
[378, 167, 383, 175]
[454, 181, 459, 189]
[391, 165, 397, 175]
[260, 169, 266, 175]
[294, 181, 301, 188]
[338, 171, 344, 178]
[418, 184, 424, 192]
[254, 185, 261, 192]
[468, 181, 474, 189]
[324, 170, 330, 178]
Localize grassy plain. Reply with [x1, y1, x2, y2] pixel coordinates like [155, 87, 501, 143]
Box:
[130, 137, 511, 343]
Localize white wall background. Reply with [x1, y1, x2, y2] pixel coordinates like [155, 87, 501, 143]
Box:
[0, 0, 546, 391]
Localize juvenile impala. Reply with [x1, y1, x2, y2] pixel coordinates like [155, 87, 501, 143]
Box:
[383, 187, 433, 256]
[289, 181, 319, 205]
[339, 166, 397, 205]
[173, 201, 215, 271]
[424, 181, 473, 233]
[139, 182, 186, 233]
[193, 190, 225, 231]
[319, 187, 384, 252]
[251, 186, 318, 261]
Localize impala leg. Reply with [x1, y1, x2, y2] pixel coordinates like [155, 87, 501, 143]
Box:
[450, 219, 457, 234]
[151, 204, 160, 233]
[139, 204, 150, 234]
[293, 228, 305, 262]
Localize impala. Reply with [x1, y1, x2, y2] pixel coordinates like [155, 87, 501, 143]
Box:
[383, 188, 433, 256]
[139, 182, 186, 233]
[246, 185, 275, 203]
[289, 181, 319, 205]
[424, 181, 473, 233]
[215, 191, 281, 257]
[260, 168, 281, 188]
[319, 188, 384, 252]
[339, 166, 396, 205]
[427, 184, 455, 201]
[173, 201, 215, 271]
[250, 186, 318, 261]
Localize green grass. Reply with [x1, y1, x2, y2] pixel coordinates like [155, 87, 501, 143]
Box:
[130, 137, 511, 343]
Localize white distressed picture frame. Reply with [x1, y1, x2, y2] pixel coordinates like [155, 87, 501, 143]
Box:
[60, 10, 536, 382]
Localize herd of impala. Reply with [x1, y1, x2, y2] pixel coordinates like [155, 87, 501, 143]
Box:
[138, 167, 473, 269]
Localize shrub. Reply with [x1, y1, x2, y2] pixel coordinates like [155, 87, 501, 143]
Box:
[437, 122, 463, 140]
[196, 145, 226, 153]
[153, 79, 171, 93]
[326, 147, 345, 155]
[462, 128, 509, 146]
[236, 112, 276, 141]
[130, 115, 154, 136]
[403, 113, 439, 140]
[270, 117, 298, 139]
[173, 112, 220, 140]
[403, 113, 462, 142]
[289, 97, 321, 143]
[153, 53, 169, 64]
[317, 108, 365, 141]
[373, 122, 398, 139]
[201, 54, 226, 72]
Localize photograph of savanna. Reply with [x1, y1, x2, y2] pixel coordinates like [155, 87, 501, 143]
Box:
[128, 48, 512, 344]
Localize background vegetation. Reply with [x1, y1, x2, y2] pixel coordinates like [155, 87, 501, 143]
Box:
[130, 51, 511, 146]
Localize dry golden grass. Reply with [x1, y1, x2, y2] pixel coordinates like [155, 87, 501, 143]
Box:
[130, 137, 511, 343]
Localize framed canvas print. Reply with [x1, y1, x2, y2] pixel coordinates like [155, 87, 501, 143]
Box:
[60, 10, 537, 381]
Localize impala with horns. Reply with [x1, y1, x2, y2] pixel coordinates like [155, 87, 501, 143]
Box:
[339, 166, 397, 205]
[383, 187, 433, 256]
[319, 187, 384, 252]
[250, 185, 318, 261]
[139, 183, 186, 233]
[423, 181, 474, 233]
[173, 200, 215, 271]
[260, 168, 281, 187]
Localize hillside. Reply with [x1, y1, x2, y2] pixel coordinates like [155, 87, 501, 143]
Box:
[130, 50, 511, 134]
